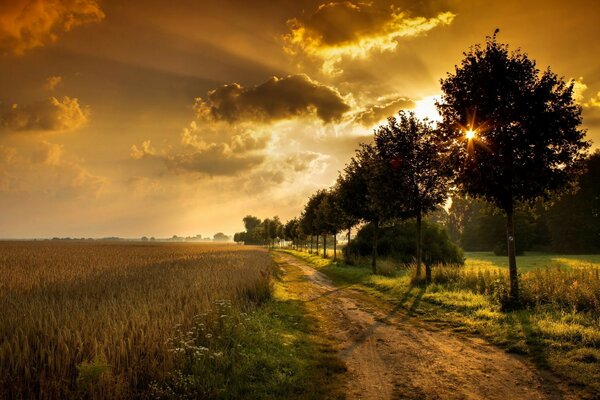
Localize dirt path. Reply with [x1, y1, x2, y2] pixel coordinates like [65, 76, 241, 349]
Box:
[273, 252, 580, 400]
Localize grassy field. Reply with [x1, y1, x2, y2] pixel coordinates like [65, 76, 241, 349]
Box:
[0, 241, 341, 399]
[280, 248, 600, 395]
[465, 252, 600, 272]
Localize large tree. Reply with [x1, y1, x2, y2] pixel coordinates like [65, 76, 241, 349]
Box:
[438, 31, 590, 302]
[373, 112, 450, 282]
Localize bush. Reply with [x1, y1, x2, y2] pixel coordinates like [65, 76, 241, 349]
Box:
[346, 221, 464, 265]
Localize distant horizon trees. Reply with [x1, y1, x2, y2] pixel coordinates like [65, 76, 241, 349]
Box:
[444, 151, 600, 255]
[234, 215, 283, 247]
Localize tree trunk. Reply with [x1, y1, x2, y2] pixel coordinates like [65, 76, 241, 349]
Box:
[310, 236, 313, 254]
[323, 234, 327, 258]
[333, 232, 337, 261]
[346, 227, 352, 261]
[372, 220, 378, 274]
[506, 210, 519, 303]
[316, 234, 319, 255]
[416, 212, 422, 279]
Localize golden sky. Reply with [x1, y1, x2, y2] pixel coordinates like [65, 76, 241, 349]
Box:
[1, 0, 599, 238]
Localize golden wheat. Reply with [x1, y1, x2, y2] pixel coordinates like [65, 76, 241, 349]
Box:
[0, 241, 272, 399]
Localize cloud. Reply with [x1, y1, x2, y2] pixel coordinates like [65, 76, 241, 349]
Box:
[570, 77, 600, 109]
[0, 141, 105, 197]
[285, 150, 330, 173]
[0, 0, 105, 55]
[0, 96, 90, 132]
[165, 149, 265, 177]
[284, 1, 455, 74]
[0, 145, 19, 192]
[32, 140, 64, 165]
[354, 96, 415, 126]
[587, 92, 600, 108]
[45, 76, 62, 90]
[131, 121, 271, 177]
[130, 140, 156, 160]
[194, 74, 350, 123]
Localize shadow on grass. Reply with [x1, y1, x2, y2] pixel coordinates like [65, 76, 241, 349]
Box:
[512, 311, 570, 399]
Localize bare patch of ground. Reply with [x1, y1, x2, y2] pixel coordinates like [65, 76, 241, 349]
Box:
[273, 252, 583, 400]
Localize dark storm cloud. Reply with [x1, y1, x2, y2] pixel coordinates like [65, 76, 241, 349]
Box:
[195, 74, 350, 123]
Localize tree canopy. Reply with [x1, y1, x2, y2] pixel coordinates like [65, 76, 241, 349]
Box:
[438, 31, 590, 302]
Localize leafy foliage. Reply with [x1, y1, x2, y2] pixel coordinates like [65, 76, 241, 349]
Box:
[346, 221, 464, 266]
[372, 111, 450, 220]
[438, 32, 589, 212]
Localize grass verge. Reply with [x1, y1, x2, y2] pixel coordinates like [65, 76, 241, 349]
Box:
[278, 248, 600, 396]
[151, 260, 345, 400]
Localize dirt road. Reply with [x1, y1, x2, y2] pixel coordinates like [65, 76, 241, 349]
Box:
[273, 252, 580, 400]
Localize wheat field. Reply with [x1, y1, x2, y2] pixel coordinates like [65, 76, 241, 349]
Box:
[0, 241, 272, 399]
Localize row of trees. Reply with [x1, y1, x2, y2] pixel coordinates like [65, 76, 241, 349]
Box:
[233, 215, 286, 247]
[238, 32, 590, 304]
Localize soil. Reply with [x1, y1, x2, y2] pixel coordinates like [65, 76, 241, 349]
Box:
[273, 252, 584, 400]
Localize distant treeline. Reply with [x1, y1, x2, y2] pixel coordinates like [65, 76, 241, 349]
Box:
[44, 232, 232, 242]
[441, 152, 600, 255]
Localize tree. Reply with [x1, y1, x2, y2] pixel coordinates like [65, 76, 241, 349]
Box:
[337, 144, 383, 273]
[233, 231, 246, 243]
[213, 232, 230, 242]
[276, 221, 286, 248]
[284, 218, 300, 249]
[373, 112, 450, 282]
[331, 183, 360, 260]
[302, 190, 327, 255]
[243, 215, 261, 232]
[270, 216, 283, 248]
[262, 217, 281, 248]
[438, 31, 590, 302]
[237, 215, 263, 245]
[316, 190, 345, 260]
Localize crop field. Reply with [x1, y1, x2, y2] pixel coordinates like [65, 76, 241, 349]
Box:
[0, 241, 272, 399]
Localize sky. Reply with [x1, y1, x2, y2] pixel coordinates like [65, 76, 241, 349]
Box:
[1, 0, 599, 239]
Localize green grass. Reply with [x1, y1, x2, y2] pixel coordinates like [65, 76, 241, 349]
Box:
[152, 261, 345, 400]
[279, 248, 600, 397]
[465, 251, 600, 272]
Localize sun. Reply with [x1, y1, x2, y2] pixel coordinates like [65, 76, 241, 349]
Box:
[465, 129, 476, 140]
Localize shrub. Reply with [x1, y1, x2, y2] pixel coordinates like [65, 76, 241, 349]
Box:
[346, 221, 464, 265]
